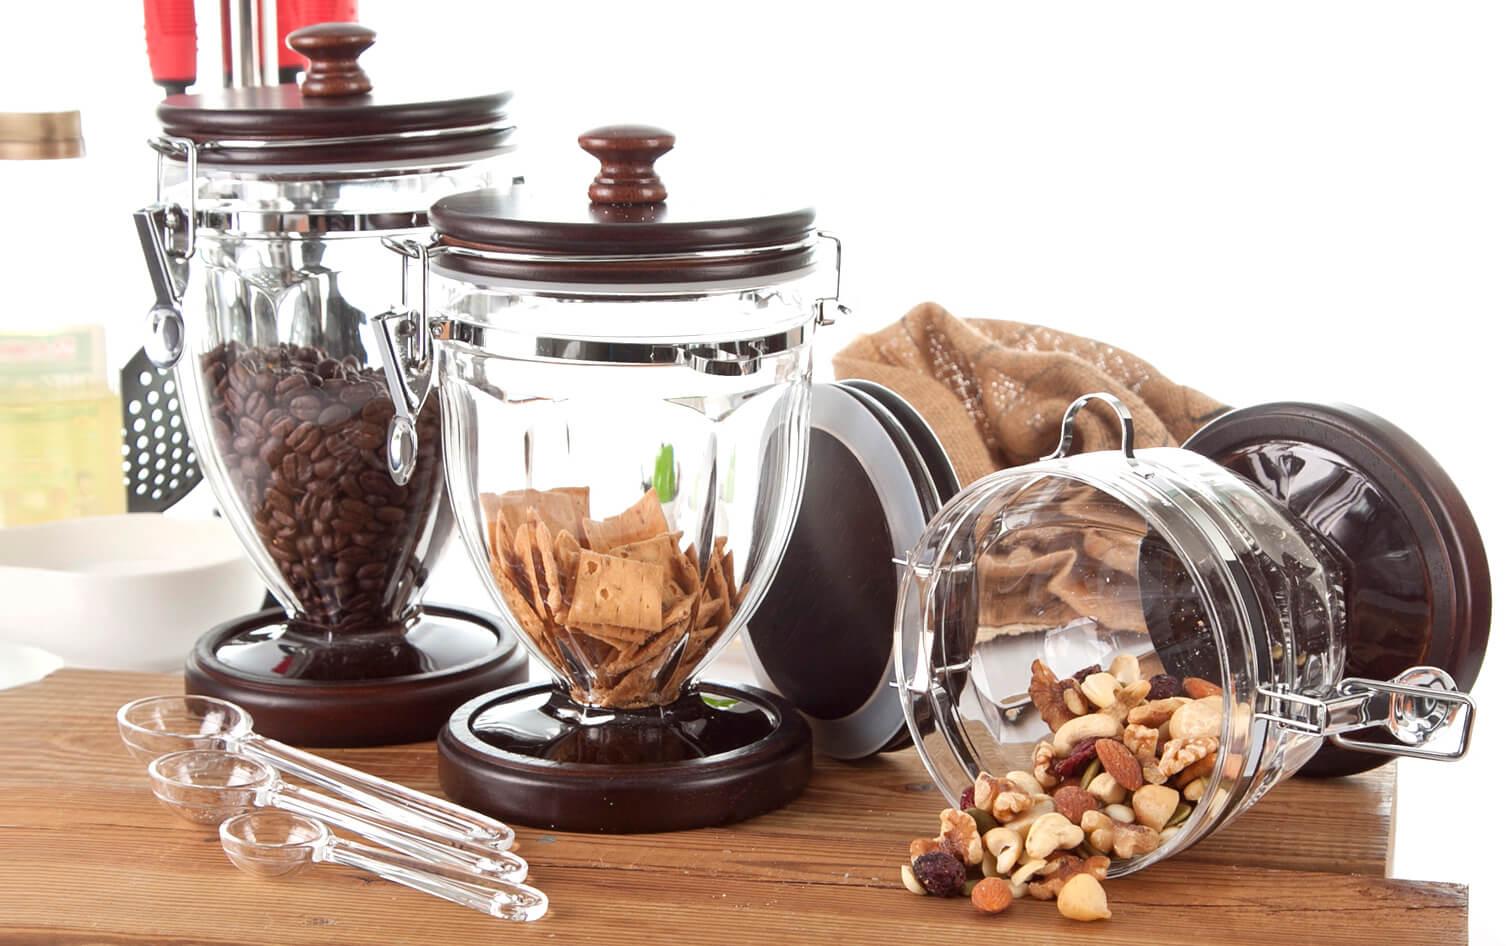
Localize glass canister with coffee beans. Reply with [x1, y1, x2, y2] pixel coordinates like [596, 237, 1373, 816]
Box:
[133, 23, 530, 747]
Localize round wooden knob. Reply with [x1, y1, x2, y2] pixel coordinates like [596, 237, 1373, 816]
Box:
[288, 23, 375, 98]
[579, 125, 675, 205]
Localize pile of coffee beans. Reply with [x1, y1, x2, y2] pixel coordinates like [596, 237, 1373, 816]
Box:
[202, 341, 448, 631]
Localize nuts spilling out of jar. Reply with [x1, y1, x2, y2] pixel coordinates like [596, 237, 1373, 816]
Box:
[484, 487, 743, 708]
[203, 341, 444, 633]
[897, 653, 1223, 922]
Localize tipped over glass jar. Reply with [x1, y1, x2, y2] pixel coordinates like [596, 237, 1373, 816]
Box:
[898, 393, 1488, 876]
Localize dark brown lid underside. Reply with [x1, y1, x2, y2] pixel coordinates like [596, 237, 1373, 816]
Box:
[1183, 401, 1491, 777]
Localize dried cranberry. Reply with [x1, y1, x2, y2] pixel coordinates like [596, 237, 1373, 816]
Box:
[912, 850, 967, 897]
[1052, 737, 1100, 779]
[1147, 674, 1182, 701]
[959, 785, 976, 810]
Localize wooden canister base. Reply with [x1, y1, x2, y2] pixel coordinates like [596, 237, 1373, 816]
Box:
[437, 681, 813, 833]
[184, 605, 530, 747]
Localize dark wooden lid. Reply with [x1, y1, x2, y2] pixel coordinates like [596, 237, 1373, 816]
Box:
[157, 23, 513, 167]
[1184, 402, 1491, 776]
[428, 124, 817, 283]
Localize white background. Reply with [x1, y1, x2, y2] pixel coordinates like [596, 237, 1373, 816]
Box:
[4, 1, 1502, 940]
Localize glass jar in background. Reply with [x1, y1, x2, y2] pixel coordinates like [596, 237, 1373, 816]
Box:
[898, 394, 1487, 877]
[135, 23, 528, 747]
[0, 111, 125, 527]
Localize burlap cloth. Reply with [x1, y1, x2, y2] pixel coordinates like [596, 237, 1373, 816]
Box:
[834, 302, 1229, 637]
[833, 301, 1228, 485]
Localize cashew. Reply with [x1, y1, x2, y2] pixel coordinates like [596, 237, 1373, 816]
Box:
[1109, 653, 1141, 685]
[1106, 679, 1153, 723]
[1002, 797, 1056, 834]
[1063, 687, 1090, 716]
[1080, 672, 1121, 709]
[1132, 784, 1181, 831]
[1168, 695, 1223, 740]
[982, 827, 1023, 874]
[1005, 770, 1045, 796]
[1008, 858, 1048, 899]
[1085, 771, 1127, 805]
[900, 863, 927, 896]
[1183, 777, 1209, 802]
[1052, 713, 1124, 755]
[980, 847, 1000, 878]
[1104, 803, 1135, 824]
[1057, 873, 1112, 922]
[1025, 812, 1085, 859]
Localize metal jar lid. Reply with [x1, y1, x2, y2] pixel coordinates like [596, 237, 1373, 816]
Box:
[155, 24, 514, 168]
[741, 381, 960, 759]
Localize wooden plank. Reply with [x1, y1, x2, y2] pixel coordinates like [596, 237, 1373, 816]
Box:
[0, 670, 1465, 945]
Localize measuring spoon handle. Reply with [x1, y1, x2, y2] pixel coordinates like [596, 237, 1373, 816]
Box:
[322, 837, 548, 922]
[240, 733, 515, 850]
[270, 783, 528, 881]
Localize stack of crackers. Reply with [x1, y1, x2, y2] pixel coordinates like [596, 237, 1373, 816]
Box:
[481, 487, 745, 708]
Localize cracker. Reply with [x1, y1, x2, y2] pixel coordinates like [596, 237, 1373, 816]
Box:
[513, 524, 546, 615]
[614, 533, 685, 601]
[566, 549, 664, 631]
[499, 488, 585, 542]
[581, 489, 670, 550]
[569, 620, 652, 645]
[534, 520, 564, 617]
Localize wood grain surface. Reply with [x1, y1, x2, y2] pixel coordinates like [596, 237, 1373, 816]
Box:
[0, 670, 1466, 945]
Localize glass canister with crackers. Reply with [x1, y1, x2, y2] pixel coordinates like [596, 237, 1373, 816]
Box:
[376, 125, 846, 832]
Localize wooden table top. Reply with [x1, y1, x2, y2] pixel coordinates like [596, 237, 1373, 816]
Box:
[0, 669, 1467, 945]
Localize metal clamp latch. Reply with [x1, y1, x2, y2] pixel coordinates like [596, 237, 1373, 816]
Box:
[133, 135, 200, 370]
[373, 238, 437, 486]
[1257, 666, 1474, 761]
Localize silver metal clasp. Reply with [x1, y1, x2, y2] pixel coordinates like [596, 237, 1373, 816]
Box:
[148, 135, 199, 261]
[1043, 392, 1137, 462]
[133, 135, 201, 370]
[373, 237, 437, 485]
[813, 230, 850, 327]
[1257, 666, 1474, 761]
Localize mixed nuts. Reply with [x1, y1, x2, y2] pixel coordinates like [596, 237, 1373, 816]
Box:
[897, 650, 1223, 923]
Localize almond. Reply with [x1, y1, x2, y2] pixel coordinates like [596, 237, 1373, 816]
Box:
[1051, 785, 1100, 825]
[1095, 738, 1143, 791]
[1183, 676, 1222, 699]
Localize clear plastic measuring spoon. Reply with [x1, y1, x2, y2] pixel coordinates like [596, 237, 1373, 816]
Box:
[219, 810, 548, 922]
[147, 749, 527, 882]
[117, 695, 514, 851]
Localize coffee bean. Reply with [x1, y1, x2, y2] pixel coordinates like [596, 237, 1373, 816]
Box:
[318, 404, 353, 426]
[349, 422, 384, 451]
[289, 395, 323, 422]
[200, 341, 450, 631]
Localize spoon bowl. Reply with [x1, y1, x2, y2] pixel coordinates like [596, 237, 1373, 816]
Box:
[148, 749, 274, 825]
[118, 695, 250, 763]
[220, 810, 326, 878]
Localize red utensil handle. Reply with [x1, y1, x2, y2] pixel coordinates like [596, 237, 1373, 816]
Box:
[283, 0, 360, 68]
[143, 0, 197, 92]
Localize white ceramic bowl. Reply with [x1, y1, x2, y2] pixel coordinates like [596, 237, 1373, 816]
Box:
[0, 514, 266, 672]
